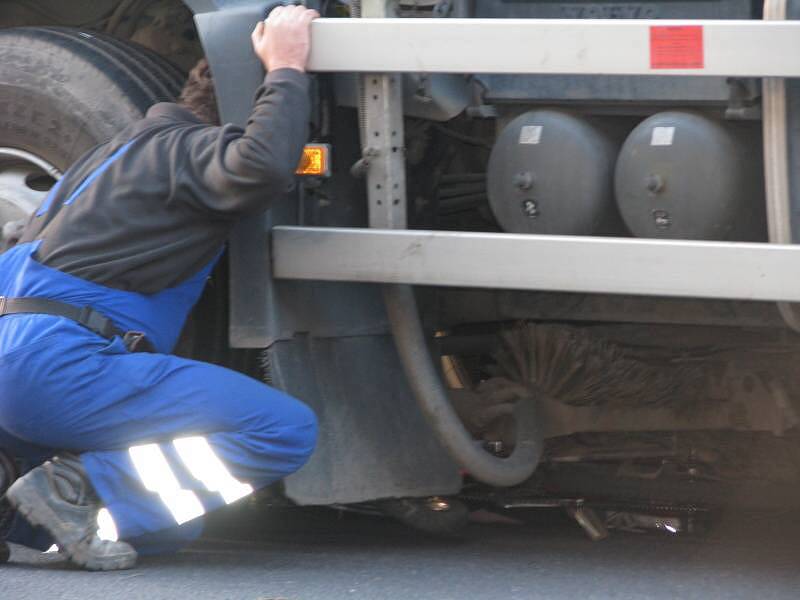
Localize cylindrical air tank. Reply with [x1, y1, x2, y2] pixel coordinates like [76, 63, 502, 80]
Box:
[615, 111, 765, 241]
[486, 110, 625, 235]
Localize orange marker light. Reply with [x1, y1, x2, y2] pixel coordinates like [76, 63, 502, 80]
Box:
[296, 144, 331, 177]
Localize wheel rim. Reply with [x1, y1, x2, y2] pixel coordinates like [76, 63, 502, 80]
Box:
[0, 148, 61, 228]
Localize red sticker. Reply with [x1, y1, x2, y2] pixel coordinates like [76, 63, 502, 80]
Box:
[650, 25, 704, 69]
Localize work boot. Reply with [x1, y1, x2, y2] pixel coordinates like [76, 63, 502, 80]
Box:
[6, 454, 137, 571]
[0, 449, 19, 564]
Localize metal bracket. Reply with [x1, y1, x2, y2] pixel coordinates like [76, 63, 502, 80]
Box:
[363, 73, 408, 228]
[361, 0, 408, 228]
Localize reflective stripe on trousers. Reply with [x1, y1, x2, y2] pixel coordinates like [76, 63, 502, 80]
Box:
[129, 437, 254, 525]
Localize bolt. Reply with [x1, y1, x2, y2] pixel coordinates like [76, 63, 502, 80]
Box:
[513, 171, 535, 191]
[645, 174, 665, 194]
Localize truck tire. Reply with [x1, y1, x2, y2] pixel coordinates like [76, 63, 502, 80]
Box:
[0, 27, 240, 367]
[0, 26, 184, 233]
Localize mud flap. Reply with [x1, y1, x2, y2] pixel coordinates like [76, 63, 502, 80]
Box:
[271, 335, 462, 505]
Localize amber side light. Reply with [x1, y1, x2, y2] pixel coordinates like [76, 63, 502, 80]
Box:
[296, 144, 331, 177]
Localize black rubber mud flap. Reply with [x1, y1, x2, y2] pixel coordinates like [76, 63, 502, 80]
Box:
[193, 5, 277, 127]
[192, 5, 280, 348]
[271, 335, 462, 505]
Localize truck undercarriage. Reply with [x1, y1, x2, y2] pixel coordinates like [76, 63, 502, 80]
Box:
[2, 0, 800, 534]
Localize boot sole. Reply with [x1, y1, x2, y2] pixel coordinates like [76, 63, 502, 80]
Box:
[6, 477, 136, 571]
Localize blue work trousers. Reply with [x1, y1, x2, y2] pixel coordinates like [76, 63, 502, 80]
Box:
[0, 315, 317, 555]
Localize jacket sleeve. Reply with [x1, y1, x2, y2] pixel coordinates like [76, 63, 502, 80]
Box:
[171, 68, 311, 217]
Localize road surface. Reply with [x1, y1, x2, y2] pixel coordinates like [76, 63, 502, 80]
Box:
[3, 504, 800, 600]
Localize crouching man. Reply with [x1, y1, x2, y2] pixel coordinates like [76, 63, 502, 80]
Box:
[0, 5, 319, 570]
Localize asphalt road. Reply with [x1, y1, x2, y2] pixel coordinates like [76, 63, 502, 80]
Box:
[4, 504, 800, 600]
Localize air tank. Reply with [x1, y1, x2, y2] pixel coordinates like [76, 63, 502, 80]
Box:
[486, 110, 624, 235]
[614, 111, 766, 241]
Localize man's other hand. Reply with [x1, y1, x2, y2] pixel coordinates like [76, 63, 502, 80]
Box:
[251, 5, 320, 73]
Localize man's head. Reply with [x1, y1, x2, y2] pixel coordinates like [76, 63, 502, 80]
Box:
[177, 58, 220, 125]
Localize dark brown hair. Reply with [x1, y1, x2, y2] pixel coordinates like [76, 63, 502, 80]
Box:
[178, 58, 220, 125]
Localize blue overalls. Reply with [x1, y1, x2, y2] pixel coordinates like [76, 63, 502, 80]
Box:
[0, 239, 317, 553]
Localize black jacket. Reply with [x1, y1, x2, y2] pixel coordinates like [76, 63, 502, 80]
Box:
[18, 68, 310, 294]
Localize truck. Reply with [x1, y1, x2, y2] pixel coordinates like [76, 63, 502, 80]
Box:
[2, 0, 800, 534]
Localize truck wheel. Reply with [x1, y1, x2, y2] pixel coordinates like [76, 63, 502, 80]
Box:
[0, 26, 184, 234]
[0, 27, 236, 364]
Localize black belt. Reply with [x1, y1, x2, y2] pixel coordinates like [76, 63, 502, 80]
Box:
[0, 296, 153, 352]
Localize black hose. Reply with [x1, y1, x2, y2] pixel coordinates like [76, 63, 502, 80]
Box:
[383, 284, 543, 487]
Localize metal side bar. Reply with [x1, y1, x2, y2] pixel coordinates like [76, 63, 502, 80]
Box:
[273, 227, 800, 303]
[307, 18, 800, 76]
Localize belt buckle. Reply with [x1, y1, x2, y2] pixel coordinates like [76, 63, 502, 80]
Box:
[0, 296, 6, 315]
[122, 331, 152, 353]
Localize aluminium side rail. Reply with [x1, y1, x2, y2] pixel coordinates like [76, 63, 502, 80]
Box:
[305, 18, 800, 77]
[274, 229, 800, 303]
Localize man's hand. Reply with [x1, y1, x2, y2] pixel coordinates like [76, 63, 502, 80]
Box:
[251, 5, 320, 73]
